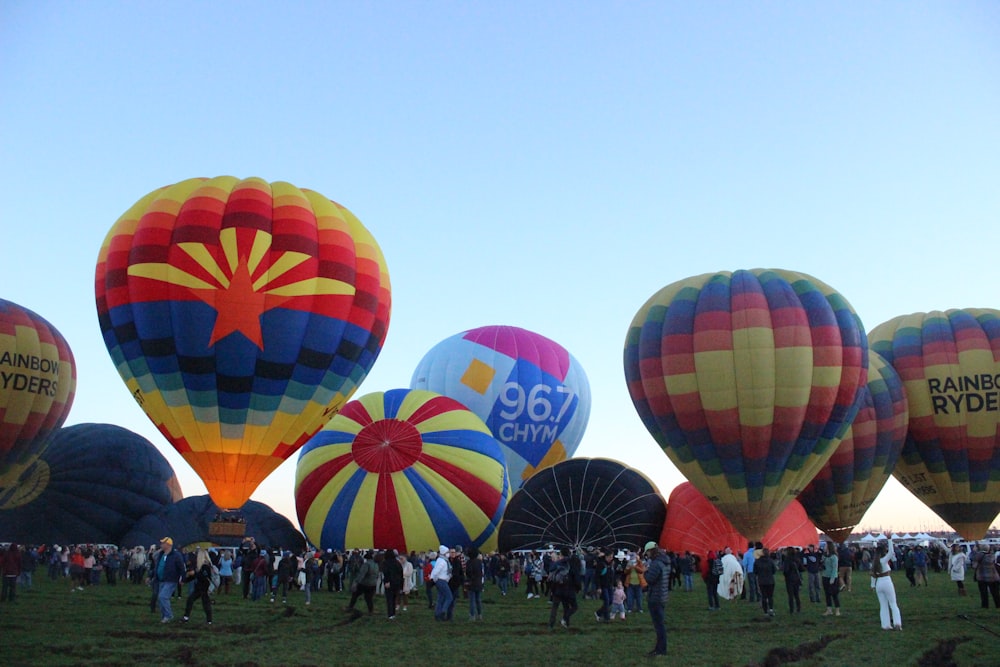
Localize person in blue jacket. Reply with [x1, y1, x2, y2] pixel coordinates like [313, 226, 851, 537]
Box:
[153, 537, 186, 623]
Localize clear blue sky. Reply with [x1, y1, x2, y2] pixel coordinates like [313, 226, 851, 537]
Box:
[2, 1, 998, 533]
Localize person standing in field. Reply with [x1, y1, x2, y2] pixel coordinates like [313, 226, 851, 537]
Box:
[972, 545, 1000, 609]
[431, 545, 453, 621]
[755, 547, 776, 617]
[182, 548, 214, 625]
[703, 550, 721, 611]
[153, 537, 186, 623]
[870, 541, 901, 630]
[547, 546, 580, 629]
[837, 543, 854, 592]
[1, 543, 22, 602]
[948, 544, 967, 597]
[624, 554, 646, 614]
[466, 547, 485, 621]
[742, 541, 759, 603]
[822, 542, 841, 616]
[399, 552, 414, 613]
[803, 544, 823, 604]
[782, 547, 803, 614]
[381, 548, 404, 620]
[642, 541, 671, 658]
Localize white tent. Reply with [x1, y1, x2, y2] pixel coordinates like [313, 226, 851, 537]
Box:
[859, 534, 878, 543]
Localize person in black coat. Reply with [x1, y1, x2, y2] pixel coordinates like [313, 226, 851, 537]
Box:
[182, 549, 214, 624]
[755, 547, 777, 616]
[382, 549, 404, 619]
[782, 547, 803, 614]
[595, 549, 618, 622]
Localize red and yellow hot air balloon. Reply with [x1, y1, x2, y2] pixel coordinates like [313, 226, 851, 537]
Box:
[295, 389, 510, 552]
[797, 351, 909, 543]
[870, 309, 1000, 539]
[95, 177, 391, 509]
[625, 269, 868, 540]
[0, 298, 76, 504]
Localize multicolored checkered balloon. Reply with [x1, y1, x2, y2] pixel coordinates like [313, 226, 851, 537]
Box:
[869, 309, 1000, 540]
[625, 269, 868, 541]
[797, 351, 909, 543]
[0, 298, 76, 503]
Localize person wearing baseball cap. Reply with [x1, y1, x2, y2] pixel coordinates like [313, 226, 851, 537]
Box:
[153, 537, 186, 623]
[643, 541, 670, 658]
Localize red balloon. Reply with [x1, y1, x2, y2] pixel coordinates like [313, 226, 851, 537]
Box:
[661, 482, 818, 555]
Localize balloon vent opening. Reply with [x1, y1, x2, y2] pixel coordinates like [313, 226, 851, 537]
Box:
[353, 419, 423, 473]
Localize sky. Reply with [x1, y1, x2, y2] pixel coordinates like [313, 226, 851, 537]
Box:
[2, 1, 999, 535]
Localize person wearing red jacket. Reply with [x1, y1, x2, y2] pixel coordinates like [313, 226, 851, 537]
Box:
[1, 543, 22, 602]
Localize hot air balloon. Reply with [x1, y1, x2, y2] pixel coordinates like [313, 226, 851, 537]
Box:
[869, 309, 1000, 539]
[497, 457, 666, 552]
[798, 351, 909, 543]
[625, 269, 867, 540]
[95, 177, 391, 509]
[0, 423, 182, 545]
[0, 298, 76, 501]
[121, 495, 304, 551]
[660, 482, 818, 556]
[411, 325, 591, 489]
[295, 388, 510, 552]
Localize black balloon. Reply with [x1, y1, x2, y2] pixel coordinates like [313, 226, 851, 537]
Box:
[498, 457, 666, 552]
[0, 423, 182, 545]
[120, 495, 305, 552]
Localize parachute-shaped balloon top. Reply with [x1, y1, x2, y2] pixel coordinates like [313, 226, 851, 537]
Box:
[660, 482, 818, 556]
[95, 177, 391, 509]
[0, 423, 182, 545]
[121, 495, 304, 551]
[869, 309, 1000, 539]
[296, 388, 510, 552]
[798, 351, 909, 543]
[625, 269, 868, 540]
[0, 298, 76, 495]
[411, 325, 591, 489]
[497, 457, 666, 552]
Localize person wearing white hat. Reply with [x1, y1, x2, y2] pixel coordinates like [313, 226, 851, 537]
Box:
[643, 541, 670, 658]
[431, 545, 453, 621]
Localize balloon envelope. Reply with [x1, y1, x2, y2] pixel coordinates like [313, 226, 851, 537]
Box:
[95, 177, 391, 509]
[295, 388, 510, 552]
[0, 423, 182, 545]
[798, 351, 909, 543]
[497, 457, 666, 552]
[121, 495, 304, 551]
[0, 298, 76, 498]
[661, 482, 818, 555]
[411, 325, 591, 489]
[869, 309, 1000, 539]
[625, 269, 867, 540]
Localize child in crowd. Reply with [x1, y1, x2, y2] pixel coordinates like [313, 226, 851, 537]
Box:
[611, 581, 627, 620]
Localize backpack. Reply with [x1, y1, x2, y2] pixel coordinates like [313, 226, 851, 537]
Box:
[550, 561, 571, 585]
[711, 558, 723, 577]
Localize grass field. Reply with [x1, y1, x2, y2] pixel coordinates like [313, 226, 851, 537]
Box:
[2, 568, 998, 666]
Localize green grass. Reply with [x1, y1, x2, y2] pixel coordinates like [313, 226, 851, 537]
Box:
[3, 571, 998, 666]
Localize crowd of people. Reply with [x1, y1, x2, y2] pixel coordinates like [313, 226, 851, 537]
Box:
[2, 535, 999, 658]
